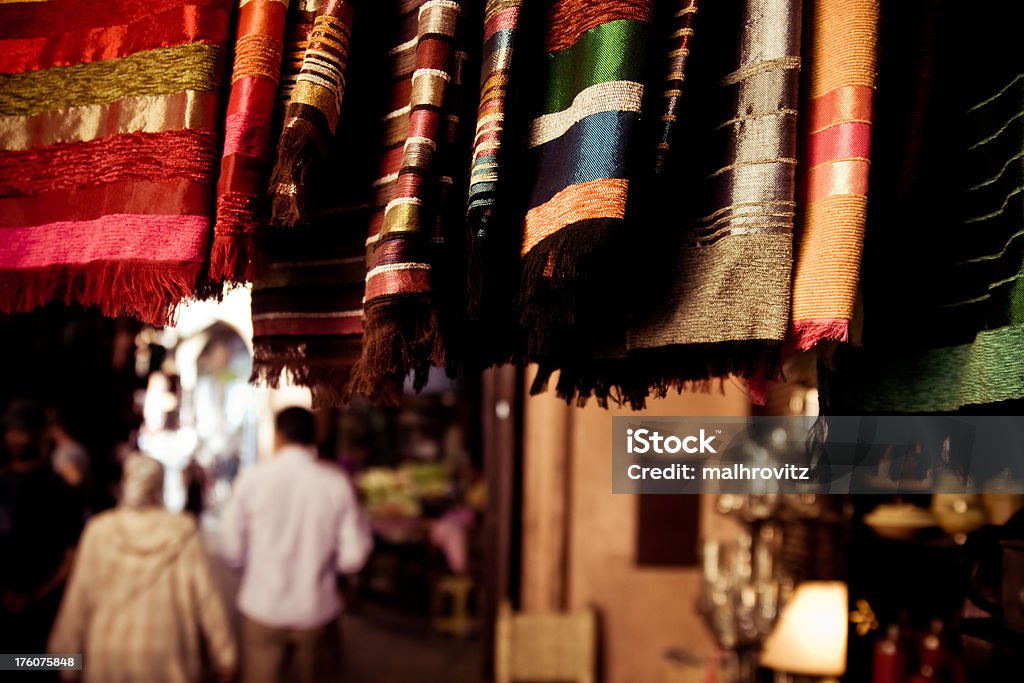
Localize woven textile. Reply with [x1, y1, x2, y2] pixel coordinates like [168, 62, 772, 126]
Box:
[467, 0, 521, 239]
[824, 1, 1024, 413]
[250, 0, 371, 406]
[653, 0, 698, 175]
[269, 0, 354, 227]
[521, 0, 652, 263]
[519, 0, 654, 397]
[789, 0, 879, 350]
[0, 0, 231, 324]
[465, 0, 521, 319]
[625, 0, 801, 396]
[210, 0, 290, 284]
[347, 0, 465, 404]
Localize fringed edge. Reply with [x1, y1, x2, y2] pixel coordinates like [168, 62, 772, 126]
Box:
[209, 192, 262, 284]
[345, 297, 445, 406]
[208, 232, 256, 285]
[0, 261, 202, 326]
[530, 341, 784, 411]
[250, 338, 361, 408]
[462, 204, 526, 369]
[268, 118, 323, 228]
[787, 318, 850, 352]
[519, 219, 620, 358]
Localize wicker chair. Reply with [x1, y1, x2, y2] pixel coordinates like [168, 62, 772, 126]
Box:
[494, 601, 598, 683]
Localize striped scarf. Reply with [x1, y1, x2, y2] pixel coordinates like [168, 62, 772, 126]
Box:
[789, 0, 879, 350]
[467, 0, 520, 246]
[653, 0, 699, 175]
[515, 0, 798, 406]
[210, 0, 291, 284]
[0, 0, 231, 325]
[250, 0, 367, 405]
[520, 0, 655, 398]
[466, 0, 521, 315]
[346, 0, 465, 404]
[269, 0, 354, 227]
[824, 1, 1024, 413]
[625, 0, 801, 403]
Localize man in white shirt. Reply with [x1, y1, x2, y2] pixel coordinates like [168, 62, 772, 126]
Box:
[220, 407, 373, 683]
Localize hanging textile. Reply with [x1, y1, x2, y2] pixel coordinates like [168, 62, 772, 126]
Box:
[653, 0, 699, 175]
[823, 1, 1024, 413]
[250, 218, 367, 405]
[624, 0, 801, 403]
[788, 0, 879, 350]
[466, 0, 522, 315]
[518, 0, 655, 400]
[467, 0, 521, 255]
[269, 0, 355, 227]
[465, 0, 800, 408]
[209, 0, 291, 284]
[346, 0, 466, 404]
[250, 0, 370, 406]
[0, 0, 231, 324]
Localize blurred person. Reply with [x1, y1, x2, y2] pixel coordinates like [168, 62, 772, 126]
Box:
[48, 455, 237, 683]
[0, 400, 81, 654]
[221, 407, 373, 683]
[47, 407, 89, 490]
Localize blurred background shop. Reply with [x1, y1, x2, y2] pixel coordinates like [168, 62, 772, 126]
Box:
[3, 299, 1024, 683]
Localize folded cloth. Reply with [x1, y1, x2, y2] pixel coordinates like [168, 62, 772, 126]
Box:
[462, 0, 799, 408]
[0, 0, 232, 324]
[518, 0, 656, 401]
[517, 0, 797, 407]
[466, 0, 522, 316]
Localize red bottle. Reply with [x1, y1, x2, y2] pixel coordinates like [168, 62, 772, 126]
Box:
[919, 620, 947, 673]
[908, 665, 936, 683]
[874, 625, 908, 683]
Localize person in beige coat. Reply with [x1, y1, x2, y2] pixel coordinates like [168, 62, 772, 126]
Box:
[48, 455, 237, 683]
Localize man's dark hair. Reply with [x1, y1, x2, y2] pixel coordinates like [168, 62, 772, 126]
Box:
[275, 407, 316, 446]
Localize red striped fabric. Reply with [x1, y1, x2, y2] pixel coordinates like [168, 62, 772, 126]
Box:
[0, 3, 230, 73]
[0, 0, 231, 324]
[209, 0, 290, 284]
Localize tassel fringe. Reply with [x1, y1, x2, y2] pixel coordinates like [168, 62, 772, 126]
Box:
[531, 341, 784, 410]
[269, 118, 323, 228]
[0, 261, 203, 326]
[788, 318, 850, 351]
[519, 219, 621, 359]
[209, 190, 262, 284]
[251, 336, 364, 407]
[345, 298, 446, 406]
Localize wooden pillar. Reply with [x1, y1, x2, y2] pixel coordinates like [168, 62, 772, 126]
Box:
[520, 365, 574, 612]
[481, 364, 524, 675]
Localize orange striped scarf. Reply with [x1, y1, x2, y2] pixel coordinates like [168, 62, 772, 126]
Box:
[789, 0, 879, 350]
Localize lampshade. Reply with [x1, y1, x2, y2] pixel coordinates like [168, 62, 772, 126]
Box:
[760, 581, 848, 677]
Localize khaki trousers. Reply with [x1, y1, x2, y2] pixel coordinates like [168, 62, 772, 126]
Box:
[241, 616, 339, 683]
